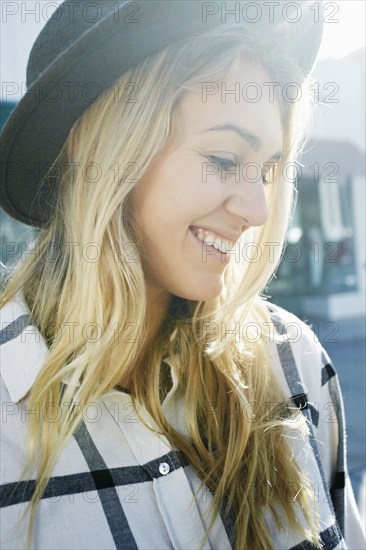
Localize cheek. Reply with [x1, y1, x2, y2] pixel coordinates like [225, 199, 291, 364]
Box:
[168, 158, 222, 213]
[149, 168, 200, 221]
[132, 152, 223, 234]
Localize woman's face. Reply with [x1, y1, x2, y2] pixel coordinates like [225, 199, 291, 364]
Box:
[129, 60, 283, 307]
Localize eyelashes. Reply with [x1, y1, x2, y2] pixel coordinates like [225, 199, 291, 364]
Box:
[206, 155, 237, 170]
[205, 155, 271, 185]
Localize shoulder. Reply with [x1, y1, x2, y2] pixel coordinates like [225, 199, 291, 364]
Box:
[0, 291, 49, 403]
[262, 300, 336, 414]
[264, 300, 328, 372]
[265, 300, 320, 348]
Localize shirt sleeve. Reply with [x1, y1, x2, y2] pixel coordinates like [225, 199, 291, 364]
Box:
[317, 345, 366, 549]
[267, 302, 365, 548]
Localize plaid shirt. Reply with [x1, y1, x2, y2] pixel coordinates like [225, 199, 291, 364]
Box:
[1, 292, 365, 549]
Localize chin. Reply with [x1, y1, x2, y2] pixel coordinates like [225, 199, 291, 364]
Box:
[174, 282, 224, 302]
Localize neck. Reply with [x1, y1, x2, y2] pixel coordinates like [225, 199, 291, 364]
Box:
[116, 286, 172, 391]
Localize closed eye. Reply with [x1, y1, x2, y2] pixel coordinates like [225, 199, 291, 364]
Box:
[205, 155, 275, 185]
[206, 155, 237, 170]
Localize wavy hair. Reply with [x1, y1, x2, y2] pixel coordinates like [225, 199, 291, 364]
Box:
[1, 23, 320, 550]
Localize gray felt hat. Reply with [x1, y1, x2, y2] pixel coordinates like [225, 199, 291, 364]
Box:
[0, 0, 324, 228]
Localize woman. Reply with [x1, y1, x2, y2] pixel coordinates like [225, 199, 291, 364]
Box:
[0, 1, 364, 549]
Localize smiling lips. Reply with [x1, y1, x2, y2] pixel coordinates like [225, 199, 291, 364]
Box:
[189, 226, 235, 254]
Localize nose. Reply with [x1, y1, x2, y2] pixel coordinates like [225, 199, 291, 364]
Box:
[224, 180, 269, 228]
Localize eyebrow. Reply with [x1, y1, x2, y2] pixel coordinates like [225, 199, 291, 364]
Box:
[200, 124, 282, 160]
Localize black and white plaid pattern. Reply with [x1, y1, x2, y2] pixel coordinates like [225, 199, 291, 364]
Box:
[1, 293, 365, 549]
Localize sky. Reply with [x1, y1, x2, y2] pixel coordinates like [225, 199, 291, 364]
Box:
[0, 0, 365, 101]
[317, 0, 365, 59]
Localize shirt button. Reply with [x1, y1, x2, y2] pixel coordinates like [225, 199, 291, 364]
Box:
[159, 462, 170, 475]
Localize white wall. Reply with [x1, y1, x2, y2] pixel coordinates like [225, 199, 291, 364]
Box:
[311, 47, 366, 153]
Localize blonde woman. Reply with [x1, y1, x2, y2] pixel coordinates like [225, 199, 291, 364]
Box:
[0, 1, 364, 549]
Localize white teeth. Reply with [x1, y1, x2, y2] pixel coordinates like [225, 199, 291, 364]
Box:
[215, 241, 230, 253]
[193, 227, 232, 253]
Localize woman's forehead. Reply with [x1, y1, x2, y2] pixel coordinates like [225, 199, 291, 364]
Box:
[176, 61, 283, 159]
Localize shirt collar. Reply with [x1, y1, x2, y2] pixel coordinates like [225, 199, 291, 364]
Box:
[0, 290, 187, 434]
[0, 289, 49, 403]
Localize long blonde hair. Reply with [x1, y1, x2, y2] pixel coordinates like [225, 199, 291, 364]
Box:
[1, 24, 320, 549]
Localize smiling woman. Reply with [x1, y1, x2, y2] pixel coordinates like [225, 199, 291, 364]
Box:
[128, 60, 282, 310]
[0, 1, 365, 550]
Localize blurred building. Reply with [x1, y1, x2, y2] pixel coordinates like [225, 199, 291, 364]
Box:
[268, 47, 366, 321]
[269, 137, 365, 320]
[1, 100, 36, 275]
